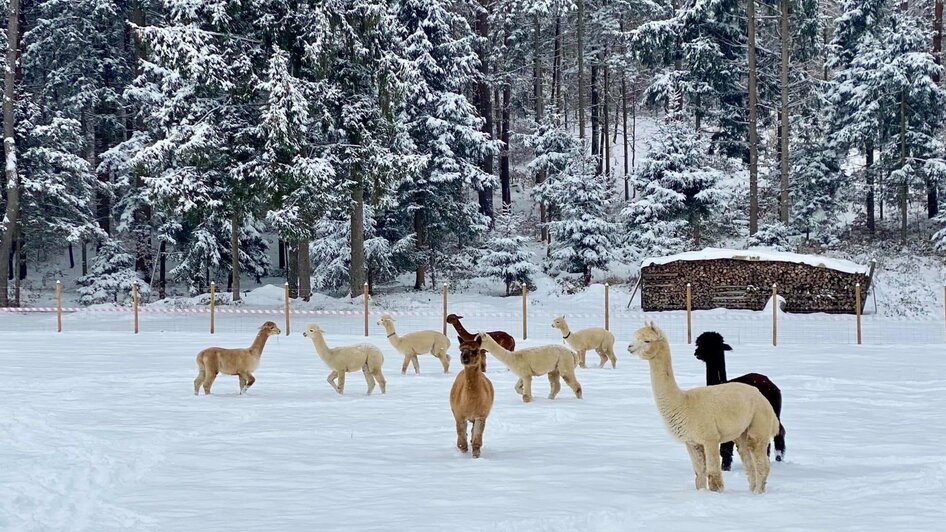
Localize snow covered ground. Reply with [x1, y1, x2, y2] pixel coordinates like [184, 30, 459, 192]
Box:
[2, 312, 944, 531]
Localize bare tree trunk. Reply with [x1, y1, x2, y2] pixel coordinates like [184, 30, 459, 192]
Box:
[577, 0, 586, 140]
[350, 180, 366, 296]
[900, 92, 908, 242]
[129, 3, 150, 273]
[475, 1, 494, 221]
[158, 240, 166, 299]
[866, 140, 875, 234]
[0, 0, 22, 307]
[602, 65, 610, 178]
[81, 243, 88, 276]
[230, 213, 241, 302]
[533, 14, 547, 241]
[622, 74, 629, 201]
[553, 15, 562, 111]
[590, 62, 599, 169]
[413, 209, 427, 289]
[298, 240, 311, 301]
[278, 239, 286, 270]
[747, 0, 760, 235]
[930, 0, 943, 218]
[778, 0, 791, 224]
[500, 83, 511, 207]
[287, 243, 299, 298]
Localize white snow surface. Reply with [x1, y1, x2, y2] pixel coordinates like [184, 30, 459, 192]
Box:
[2, 314, 944, 531]
[642, 247, 872, 275]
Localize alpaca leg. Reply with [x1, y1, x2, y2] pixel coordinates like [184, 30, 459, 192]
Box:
[774, 423, 786, 462]
[471, 418, 486, 458]
[561, 371, 582, 399]
[437, 350, 450, 373]
[336, 370, 346, 394]
[547, 371, 562, 400]
[244, 373, 256, 392]
[607, 348, 617, 369]
[193, 369, 205, 395]
[238, 373, 248, 394]
[685, 443, 708, 490]
[455, 417, 469, 453]
[410, 354, 420, 374]
[362, 366, 376, 395]
[597, 350, 608, 368]
[401, 355, 410, 375]
[720, 441, 735, 471]
[521, 376, 533, 403]
[372, 368, 387, 394]
[327, 371, 340, 394]
[514, 378, 524, 395]
[703, 441, 724, 492]
[735, 438, 759, 492]
[202, 372, 218, 395]
[577, 350, 587, 369]
[750, 439, 771, 494]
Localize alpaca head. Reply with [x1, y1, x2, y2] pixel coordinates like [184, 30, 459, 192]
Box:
[693, 331, 731, 364]
[458, 337, 484, 367]
[259, 321, 282, 336]
[377, 314, 395, 328]
[551, 315, 568, 330]
[302, 323, 324, 338]
[445, 313, 463, 324]
[627, 321, 667, 360]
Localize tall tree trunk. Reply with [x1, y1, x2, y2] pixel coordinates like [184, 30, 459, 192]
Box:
[930, 0, 943, 218]
[81, 243, 88, 276]
[577, 0, 586, 140]
[68, 243, 75, 269]
[0, 0, 22, 307]
[899, 92, 908, 242]
[158, 240, 166, 299]
[533, 14, 546, 241]
[866, 140, 875, 234]
[747, 0, 760, 235]
[622, 74, 629, 201]
[413, 209, 427, 290]
[230, 213, 241, 302]
[298, 240, 311, 301]
[350, 180, 366, 297]
[278, 239, 286, 270]
[590, 62, 599, 168]
[129, 3, 150, 273]
[475, 1, 494, 221]
[778, 0, 791, 224]
[603, 66, 610, 178]
[500, 84, 511, 207]
[287, 243, 299, 299]
[553, 15, 562, 111]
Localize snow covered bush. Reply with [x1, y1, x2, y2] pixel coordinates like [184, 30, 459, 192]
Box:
[477, 208, 538, 295]
[76, 239, 149, 305]
[747, 223, 794, 252]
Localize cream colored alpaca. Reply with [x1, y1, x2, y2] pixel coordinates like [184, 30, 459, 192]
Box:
[551, 315, 617, 369]
[193, 321, 281, 395]
[302, 323, 386, 395]
[628, 322, 779, 494]
[475, 332, 582, 403]
[377, 314, 451, 374]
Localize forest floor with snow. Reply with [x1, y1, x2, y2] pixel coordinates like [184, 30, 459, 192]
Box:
[1, 312, 944, 531]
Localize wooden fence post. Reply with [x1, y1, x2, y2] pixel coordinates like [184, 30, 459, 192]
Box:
[521, 282, 528, 340]
[56, 280, 62, 333]
[210, 281, 216, 334]
[284, 282, 291, 336]
[604, 283, 610, 331]
[855, 282, 862, 345]
[442, 283, 448, 335]
[133, 282, 140, 334]
[363, 282, 369, 337]
[686, 283, 692, 344]
[771, 283, 777, 347]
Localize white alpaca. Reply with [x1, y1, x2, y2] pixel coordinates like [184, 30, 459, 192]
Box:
[302, 323, 386, 395]
[628, 321, 779, 493]
[377, 314, 451, 374]
[476, 332, 582, 403]
[551, 315, 617, 369]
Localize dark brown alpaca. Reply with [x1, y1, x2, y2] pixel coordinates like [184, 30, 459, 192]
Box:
[450, 340, 495, 458]
[446, 314, 515, 371]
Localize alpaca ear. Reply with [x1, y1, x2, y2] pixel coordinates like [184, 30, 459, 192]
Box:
[722, 343, 733, 351]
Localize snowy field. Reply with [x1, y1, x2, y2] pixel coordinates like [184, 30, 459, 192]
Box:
[2, 313, 944, 531]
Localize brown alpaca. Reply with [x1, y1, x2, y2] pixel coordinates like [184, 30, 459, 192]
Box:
[446, 313, 515, 371]
[450, 340, 495, 458]
[193, 321, 281, 395]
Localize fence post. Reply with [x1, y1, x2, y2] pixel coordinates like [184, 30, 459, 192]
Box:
[210, 281, 216, 334]
[284, 282, 291, 336]
[363, 282, 369, 337]
[442, 283, 448, 335]
[56, 280, 62, 333]
[521, 282, 528, 340]
[686, 283, 692, 344]
[771, 283, 777, 347]
[855, 282, 862, 345]
[604, 283, 610, 331]
[133, 282, 140, 334]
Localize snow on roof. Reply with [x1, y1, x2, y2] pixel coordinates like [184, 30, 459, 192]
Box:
[641, 247, 872, 275]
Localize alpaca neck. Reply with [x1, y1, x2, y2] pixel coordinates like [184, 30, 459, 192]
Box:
[310, 333, 334, 360]
[482, 336, 514, 365]
[249, 331, 271, 356]
[463, 363, 484, 388]
[705, 357, 728, 386]
[647, 340, 685, 413]
[555, 322, 571, 338]
[382, 324, 399, 342]
[451, 320, 473, 340]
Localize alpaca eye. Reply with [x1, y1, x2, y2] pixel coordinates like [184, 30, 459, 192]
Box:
[645, 340, 651, 343]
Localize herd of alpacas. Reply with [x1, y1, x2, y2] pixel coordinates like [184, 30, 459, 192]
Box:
[193, 315, 786, 494]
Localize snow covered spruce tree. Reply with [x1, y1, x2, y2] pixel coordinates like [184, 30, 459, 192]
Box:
[76, 238, 149, 305]
[477, 207, 538, 295]
[790, 109, 844, 245]
[527, 112, 581, 234]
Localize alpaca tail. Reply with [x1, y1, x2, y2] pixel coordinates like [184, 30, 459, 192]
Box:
[774, 422, 786, 462]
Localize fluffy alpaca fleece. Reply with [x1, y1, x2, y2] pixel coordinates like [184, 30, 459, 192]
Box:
[303, 323, 386, 395]
[694, 331, 787, 470]
[475, 332, 582, 403]
[450, 340, 495, 458]
[193, 321, 281, 395]
[551, 315, 617, 369]
[628, 322, 779, 493]
[377, 314, 451, 374]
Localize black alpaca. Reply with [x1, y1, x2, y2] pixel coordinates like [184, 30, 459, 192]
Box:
[694, 331, 786, 471]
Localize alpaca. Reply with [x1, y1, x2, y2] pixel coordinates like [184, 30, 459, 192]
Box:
[450, 340, 495, 458]
[694, 331, 787, 470]
[446, 313, 516, 372]
[193, 321, 281, 395]
[551, 315, 617, 369]
[628, 321, 779, 493]
[377, 314, 451, 374]
[302, 323, 386, 395]
[475, 332, 582, 403]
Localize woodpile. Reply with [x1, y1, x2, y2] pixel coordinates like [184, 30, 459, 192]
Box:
[641, 256, 873, 314]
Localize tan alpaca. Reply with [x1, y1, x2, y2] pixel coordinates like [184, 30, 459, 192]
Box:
[302, 323, 386, 395]
[475, 332, 582, 403]
[377, 314, 451, 374]
[551, 315, 617, 369]
[628, 321, 779, 493]
[450, 340, 495, 458]
[193, 321, 281, 395]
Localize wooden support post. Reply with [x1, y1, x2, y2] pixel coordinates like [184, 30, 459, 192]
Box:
[210, 281, 216, 334]
[284, 282, 291, 336]
[604, 283, 610, 331]
[363, 282, 369, 337]
[771, 283, 777, 347]
[56, 280, 62, 333]
[133, 282, 140, 334]
[855, 283, 862, 345]
[686, 283, 692, 344]
[522, 283, 528, 340]
[442, 283, 448, 335]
